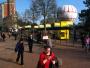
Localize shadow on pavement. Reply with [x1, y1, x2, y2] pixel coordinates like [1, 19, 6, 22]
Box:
[6, 47, 41, 55]
[6, 48, 14, 51]
[0, 57, 17, 64]
[0, 39, 5, 42]
[24, 51, 30, 53]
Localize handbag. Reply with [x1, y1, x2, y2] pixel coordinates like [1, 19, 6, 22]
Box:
[49, 57, 59, 68]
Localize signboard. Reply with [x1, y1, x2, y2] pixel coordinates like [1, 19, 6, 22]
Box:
[54, 23, 60, 27]
[34, 26, 39, 28]
[25, 25, 31, 28]
[43, 36, 48, 40]
[46, 24, 51, 28]
[39, 25, 44, 28]
[60, 30, 69, 39]
[61, 21, 73, 27]
[18, 26, 22, 29]
[54, 21, 73, 27]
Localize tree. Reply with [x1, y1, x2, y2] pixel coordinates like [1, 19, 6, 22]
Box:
[83, 0, 90, 8]
[30, 0, 40, 23]
[32, 0, 57, 32]
[79, 0, 90, 31]
[23, 9, 31, 23]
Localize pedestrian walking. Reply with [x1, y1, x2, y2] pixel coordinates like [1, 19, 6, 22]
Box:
[36, 32, 42, 43]
[1, 32, 6, 41]
[14, 32, 18, 40]
[37, 46, 59, 68]
[15, 38, 24, 65]
[8, 32, 11, 38]
[80, 33, 85, 48]
[27, 34, 33, 53]
[85, 35, 90, 53]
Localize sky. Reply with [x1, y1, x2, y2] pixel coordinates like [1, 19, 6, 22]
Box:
[0, 0, 86, 23]
[17, 0, 86, 15]
[0, 0, 86, 14]
[57, 0, 85, 12]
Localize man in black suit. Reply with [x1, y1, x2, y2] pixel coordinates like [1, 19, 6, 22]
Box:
[27, 34, 33, 53]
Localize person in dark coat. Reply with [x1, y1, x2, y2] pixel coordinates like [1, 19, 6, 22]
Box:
[14, 32, 18, 40]
[1, 32, 6, 41]
[37, 32, 42, 43]
[80, 34, 85, 48]
[27, 34, 33, 53]
[15, 38, 24, 65]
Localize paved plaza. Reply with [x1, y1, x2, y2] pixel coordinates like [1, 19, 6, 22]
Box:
[0, 36, 90, 68]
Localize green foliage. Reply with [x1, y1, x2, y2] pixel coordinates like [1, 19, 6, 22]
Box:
[79, 0, 90, 31]
[83, 0, 90, 8]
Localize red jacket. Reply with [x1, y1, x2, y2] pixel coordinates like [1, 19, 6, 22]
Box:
[37, 52, 55, 68]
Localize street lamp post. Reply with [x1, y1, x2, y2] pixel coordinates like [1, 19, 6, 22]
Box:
[73, 23, 75, 46]
[32, 13, 35, 40]
[43, 2, 47, 34]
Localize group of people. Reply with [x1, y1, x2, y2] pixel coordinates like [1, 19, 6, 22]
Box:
[15, 35, 59, 68]
[15, 34, 33, 65]
[0, 31, 59, 68]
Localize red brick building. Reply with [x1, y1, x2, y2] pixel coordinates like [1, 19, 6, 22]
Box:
[0, 0, 16, 18]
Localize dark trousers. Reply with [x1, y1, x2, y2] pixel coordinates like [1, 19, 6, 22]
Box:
[28, 45, 33, 53]
[16, 52, 24, 64]
[15, 36, 17, 40]
[2, 37, 5, 41]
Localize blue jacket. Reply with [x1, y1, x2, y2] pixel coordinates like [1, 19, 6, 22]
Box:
[15, 42, 24, 53]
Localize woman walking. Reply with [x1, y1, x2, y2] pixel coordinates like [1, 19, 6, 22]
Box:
[15, 38, 24, 65]
[85, 35, 90, 54]
[37, 46, 59, 68]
